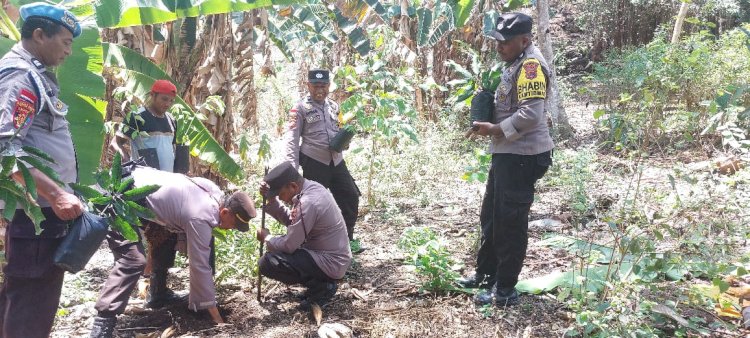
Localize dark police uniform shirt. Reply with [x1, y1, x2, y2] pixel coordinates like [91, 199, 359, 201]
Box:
[0, 44, 77, 214]
[116, 106, 176, 172]
[284, 95, 343, 168]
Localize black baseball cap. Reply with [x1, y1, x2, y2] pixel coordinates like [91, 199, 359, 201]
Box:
[264, 162, 302, 197]
[490, 13, 532, 41]
[308, 69, 330, 83]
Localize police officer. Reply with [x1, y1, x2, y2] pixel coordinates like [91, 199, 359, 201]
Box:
[284, 70, 361, 250]
[90, 167, 256, 337]
[105, 79, 187, 315]
[459, 13, 554, 306]
[0, 3, 84, 337]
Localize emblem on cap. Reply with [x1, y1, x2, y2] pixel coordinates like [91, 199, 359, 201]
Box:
[316, 73, 323, 79]
[31, 59, 43, 69]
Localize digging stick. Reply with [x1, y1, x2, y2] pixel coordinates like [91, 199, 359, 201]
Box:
[258, 166, 268, 303]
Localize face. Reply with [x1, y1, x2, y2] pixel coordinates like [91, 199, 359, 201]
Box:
[218, 208, 238, 230]
[307, 82, 330, 102]
[276, 182, 299, 204]
[150, 93, 175, 115]
[495, 34, 529, 63]
[36, 28, 73, 67]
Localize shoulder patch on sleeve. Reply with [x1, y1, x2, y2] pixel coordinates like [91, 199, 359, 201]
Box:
[12, 89, 37, 129]
[517, 59, 547, 101]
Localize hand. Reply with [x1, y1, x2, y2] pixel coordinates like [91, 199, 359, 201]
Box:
[256, 227, 270, 242]
[51, 192, 84, 221]
[259, 182, 270, 199]
[471, 121, 500, 137]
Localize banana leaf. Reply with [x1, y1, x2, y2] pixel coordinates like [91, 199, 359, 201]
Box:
[333, 7, 371, 56]
[95, 0, 307, 28]
[449, 0, 474, 28]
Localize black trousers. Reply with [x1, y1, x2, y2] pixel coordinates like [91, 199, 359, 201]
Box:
[94, 231, 147, 317]
[258, 250, 333, 288]
[300, 153, 359, 240]
[0, 209, 67, 338]
[475, 151, 551, 289]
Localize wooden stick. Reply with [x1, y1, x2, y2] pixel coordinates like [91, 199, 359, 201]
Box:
[257, 166, 268, 303]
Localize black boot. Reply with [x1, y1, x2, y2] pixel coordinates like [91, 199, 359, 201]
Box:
[89, 316, 117, 338]
[474, 284, 519, 307]
[456, 273, 495, 289]
[299, 281, 338, 310]
[146, 270, 188, 309]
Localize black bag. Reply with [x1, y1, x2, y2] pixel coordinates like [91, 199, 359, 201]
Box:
[53, 212, 110, 273]
[173, 144, 190, 174]
[137, 148, 161, 169]
[470, 90, 495, 126]
[329, 127, 356, 152]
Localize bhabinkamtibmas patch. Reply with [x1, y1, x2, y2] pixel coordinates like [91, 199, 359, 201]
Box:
[517, 59, 546, 101]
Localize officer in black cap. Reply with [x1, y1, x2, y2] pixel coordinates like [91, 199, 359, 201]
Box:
[283, 69, 362, 252]
[0, 3, 84, 337]
[460, 12, 554, 307]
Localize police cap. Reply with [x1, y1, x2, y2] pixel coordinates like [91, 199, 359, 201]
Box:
[489, 13, 532, 41]
[20, 2, 81, 38]
[225, 191, 256, 232]
[308, 69, 330, 84]
[263, 162, 302, 197]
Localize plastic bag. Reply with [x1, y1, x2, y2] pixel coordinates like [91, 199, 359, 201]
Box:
[329, 127, 355, 152]
[53, 212, 110, 273]
[470, 90, 495, 127]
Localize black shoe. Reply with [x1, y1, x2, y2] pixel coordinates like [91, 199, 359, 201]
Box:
[456, 273, 495, 289]
[147, 289, 188, 308]
[89, 316, 117, 338]
[474, 285, 519, 307]
[299, 282, 338, 310]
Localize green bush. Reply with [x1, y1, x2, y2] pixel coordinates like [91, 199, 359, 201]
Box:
[591, 25, 750, 151]
[397, 226, 463, 293]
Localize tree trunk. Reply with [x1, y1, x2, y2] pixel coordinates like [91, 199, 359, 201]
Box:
[671, 2, 690, 44]
[536, 0, 573, 140]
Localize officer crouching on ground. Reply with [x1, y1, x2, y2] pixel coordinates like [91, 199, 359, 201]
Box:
[0, 3, 84, 337]
[257, 162, 352, 309]
[459, 13, 554, 307]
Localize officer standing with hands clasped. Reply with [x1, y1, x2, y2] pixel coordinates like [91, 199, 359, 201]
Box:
[0, 3, 84, 337]
[459, 13, 554, 306]
[284, 69, 362, 252]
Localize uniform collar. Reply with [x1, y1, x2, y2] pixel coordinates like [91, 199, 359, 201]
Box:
[291, 179, 310, 204]
[12, 43, 46, 72]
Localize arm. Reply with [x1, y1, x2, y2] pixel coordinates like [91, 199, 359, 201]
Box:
[109, 134, 131, 161]
[0, 70, 82, 220]
[283, 104, 303, 169]
[266, 199, 317, 254]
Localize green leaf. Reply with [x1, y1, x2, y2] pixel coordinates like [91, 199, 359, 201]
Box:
[94, 0, 307, 28]
[117, 177, 135, 194]
[15, 161, 35, 200]
[504, 0, 531, 11]
[0, 156, 15, 177]
[123, 184, 161, 201]
[18, 156, 63, 186]
[593, 109, 606, 119]
[0, 189, 16, 220]
[69, 182, 104, 200]
[111, 152, 122, 184]
[112, 215, 138, 242]
[21, 146, 56, 164]
[416, 7, 433, 47]
[89, 196, 114, 205]
[126, 200, 155, 219]
[451, 0, 475, 27]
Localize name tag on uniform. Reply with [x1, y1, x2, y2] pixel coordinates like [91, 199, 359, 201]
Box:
[305, 114, 321, 123]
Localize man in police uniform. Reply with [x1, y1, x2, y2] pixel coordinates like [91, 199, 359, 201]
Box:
[284, 70, 361, 250]
[459, 13, 554, 306]
[0, 3, 84, 337]
[90, 167, 256, 337]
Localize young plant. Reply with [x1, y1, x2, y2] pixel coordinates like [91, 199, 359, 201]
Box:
[398, 226, 464, 293]
[70, 153, 160, 241]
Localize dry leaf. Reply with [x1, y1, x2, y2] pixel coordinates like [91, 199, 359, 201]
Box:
[317, 323, 352, 338]
[311, 303, 323, 326]
[135, 332, 159, 338]
[728, 286, 750, 299]
[350, 288, 368, 301]
[160, 326, 176, 338]
[716, 156, 743, 175]
[138, 279, 150, 300]
[651, 304, 689, 326]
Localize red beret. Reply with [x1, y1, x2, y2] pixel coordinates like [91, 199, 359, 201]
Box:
[151, 80, 177, 96]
